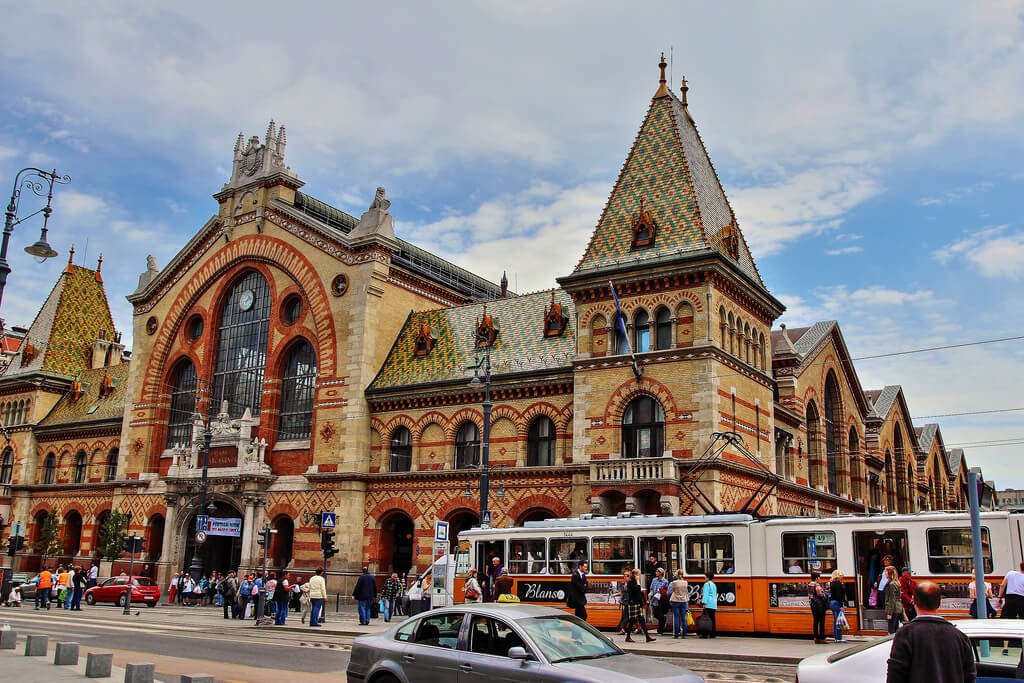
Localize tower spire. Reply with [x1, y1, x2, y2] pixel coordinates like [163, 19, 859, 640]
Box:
[654, 52, 670, 98]
[65, 244, 75, 274]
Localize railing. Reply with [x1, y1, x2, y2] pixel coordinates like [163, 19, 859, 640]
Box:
[590, 456, 680, 483]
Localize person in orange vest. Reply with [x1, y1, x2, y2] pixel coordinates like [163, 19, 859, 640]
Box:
[36, 566, 53, 610]
[56, 566, 69, 608]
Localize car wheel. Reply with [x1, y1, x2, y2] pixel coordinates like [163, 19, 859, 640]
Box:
[118, 594, 129, 607]
[146, 602, 157, 608]
[85, 593, 96, 605]
[372, 675, 400, 683]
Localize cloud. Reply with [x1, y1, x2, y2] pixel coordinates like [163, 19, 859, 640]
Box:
[825, 246, 863, 256]
[917, 181, 994, 206]
[57, 190, 108, 218]
[934, 225, 1024, 279]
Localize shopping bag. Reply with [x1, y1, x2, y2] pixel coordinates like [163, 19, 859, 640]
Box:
[686, 611, 696, 628]
[837, 610, 850, 631]
[868, 587, 879, 608]
[244, 602, 254, 619]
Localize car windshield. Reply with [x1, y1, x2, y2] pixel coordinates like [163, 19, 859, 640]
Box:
[132, 579, 157, 587]
[517, 615, 622, 663]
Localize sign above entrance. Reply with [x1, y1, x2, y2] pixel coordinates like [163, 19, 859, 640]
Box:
[320, 512, 336, 529]
[199, 517, 242, 537]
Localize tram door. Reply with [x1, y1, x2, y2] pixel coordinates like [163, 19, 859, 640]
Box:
[640, 536, 681, 581]
[853, 529, 910, 630]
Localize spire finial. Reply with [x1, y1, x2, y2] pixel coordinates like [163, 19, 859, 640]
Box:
[654, 52, 670, 98]
[96, 254, 103, 273]
[65, 244, 75, 274]
[680, 76, 689, 107]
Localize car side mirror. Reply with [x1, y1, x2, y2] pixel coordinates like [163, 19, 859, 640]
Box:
[507, 646, 530, 662]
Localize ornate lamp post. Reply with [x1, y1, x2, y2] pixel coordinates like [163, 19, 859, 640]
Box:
[188, 420, 215, 582]
[1, 167, 69, 309]
[468, 329, 493, 528]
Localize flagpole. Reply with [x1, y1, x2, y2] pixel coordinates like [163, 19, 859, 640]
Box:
[609, 281, 643, 380]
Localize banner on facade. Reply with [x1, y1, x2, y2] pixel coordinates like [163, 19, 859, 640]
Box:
[200, 517, 242, 537]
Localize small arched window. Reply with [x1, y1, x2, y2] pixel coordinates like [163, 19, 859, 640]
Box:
[527, 416, 556, 467]
[759, 332, 767, 370]
[278, 340, 317, 441]
[612, 311, 629, 356]
[634, 310, 650, 353]
[719, 306, 727, 349]
[655, 307, 673, 350]
[106, 448, 119, 481]
[454, 422, 479, 470]
[74, 450, 87, 483]
[622, 396, 665, 459]
[0, 447, 13, 484]
[727, 312, 735, 354]
[43, 453, 56, 484]
[166, 360, 198, 449]
[390, 426, 412, 472]
[743, 323, 752, 363]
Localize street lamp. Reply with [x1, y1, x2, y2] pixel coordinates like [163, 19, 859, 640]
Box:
[1, 167, 69, 310]
[188, 418, 214, 582]
[468, 329, 493, 528]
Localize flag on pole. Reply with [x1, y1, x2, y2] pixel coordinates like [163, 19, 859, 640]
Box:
[609, 281, 643, 380]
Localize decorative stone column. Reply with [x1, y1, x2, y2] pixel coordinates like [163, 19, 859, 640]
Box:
[239, 494, 265, 571]
[158, 493, 179, 586]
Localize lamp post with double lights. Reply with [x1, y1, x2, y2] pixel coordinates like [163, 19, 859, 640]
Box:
[468, 328, 493, 528]
[188, 418, 215, 583]
[1, 167, 69, 310]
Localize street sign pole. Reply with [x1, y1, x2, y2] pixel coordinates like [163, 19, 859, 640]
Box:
[123, 533, 140, 615]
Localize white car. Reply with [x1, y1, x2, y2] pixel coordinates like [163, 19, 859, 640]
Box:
[797, 619, 1024, 683]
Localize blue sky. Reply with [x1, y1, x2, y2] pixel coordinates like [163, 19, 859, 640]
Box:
[1, 2, 1022, 487]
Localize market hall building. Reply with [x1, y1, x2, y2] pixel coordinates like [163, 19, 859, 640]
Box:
[0, 61, 986, 590]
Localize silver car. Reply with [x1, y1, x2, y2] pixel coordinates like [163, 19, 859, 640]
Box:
[346, 603, 704, 683]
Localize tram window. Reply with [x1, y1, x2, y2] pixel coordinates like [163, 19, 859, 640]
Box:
[685, 534, 734, 575]
[782, 531, 837, 573]
[549, 539, 589, 575]
[591, 537, 634, 575]
[509, 539, 547, 574]
[926, 527, 993, 574]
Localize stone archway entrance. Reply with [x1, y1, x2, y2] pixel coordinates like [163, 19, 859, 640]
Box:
[380, 511, 415, 576]
[183, 500, 244, 574]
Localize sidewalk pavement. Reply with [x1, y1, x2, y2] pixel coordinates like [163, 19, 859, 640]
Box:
[0, 637, 128, 681]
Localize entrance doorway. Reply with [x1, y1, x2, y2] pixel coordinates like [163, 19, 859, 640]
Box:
[853, 529, 910, 630]
[640, 535, 681, 577]
[183, 501, 243, 575]
[380, 512, 415, 576]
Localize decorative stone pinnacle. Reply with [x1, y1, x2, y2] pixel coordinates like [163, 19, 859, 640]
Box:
[681, 76, 689, 107]
[654, 53, 670, 98]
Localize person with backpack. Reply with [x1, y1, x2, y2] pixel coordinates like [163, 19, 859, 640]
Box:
[808, 569, 828, 643]
[273, 573, 291, 625]
[237, 574, 251, 619]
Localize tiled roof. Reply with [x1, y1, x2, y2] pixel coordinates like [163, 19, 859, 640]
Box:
[771, 326, 806, 358]
[947, 448, 965, 476]
[917, 423, 939, 453]
[369, 289, 575, 391]
[573, 82, 764, 288]
[2, 265, 116, 379]
[38, 362, 130, 427]
[867, 385, 901, 420]
[792, 321, 836, 357]
[0, 335, 22, 354]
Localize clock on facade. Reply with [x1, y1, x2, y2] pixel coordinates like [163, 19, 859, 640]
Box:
[238, 289, 255, 311]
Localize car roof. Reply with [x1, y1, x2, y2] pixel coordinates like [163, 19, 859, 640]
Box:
[424, 603, 568, 620]
[954, 618, 1024, 636]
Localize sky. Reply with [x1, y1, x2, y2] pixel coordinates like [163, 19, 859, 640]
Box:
[1, 1, 1022, 487]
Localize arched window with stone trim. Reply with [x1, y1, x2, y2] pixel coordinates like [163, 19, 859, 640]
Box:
[611, 310, 629, 356]
[633, 309, 650, 353]
[719, 306, 727, 349]
[211, 270, 272, 418]
[848, 427, 861, 500]
[759, 332, 767, 370]
[74, 450, 87, 483]
[454, 421, 479, 469]
[727, 312, 735, 354]
[106, 448, 119, 481]
[743, 323, 752, 364]
[527, 416, 556, 467]
[806, 400, 821, 489]
[166, 359, 198, 449]
[823, 371, 842, 495]
[389, 426, 412, 472]
[655, 306, 673, 350]
[43, 452, 56, 484]
[622, 396, 664, 459]
[0, 447, 12, 485]
[278, 339, 317, 441]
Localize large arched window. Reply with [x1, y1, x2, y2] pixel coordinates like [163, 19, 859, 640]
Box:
[527, 416, 556, 467]
[74, 450, 87, 483]
[211, 271, 271, 418]
[43, 453, 56, 484]
[454, 422, 479, 469]
[848, 427, 861, 500]
[278, 340, 317, 441]
[106, 448, 119, 481]
[0, 447, 12, 485]
[823, 371, 842, 495]
[806, 400, 821, 489]
[655, 307, 673, 350]
[633, 310, 650, 353]
[165, 360, 198, 449]
[389, 426, 412, 472]
[622, 396, 664, 459]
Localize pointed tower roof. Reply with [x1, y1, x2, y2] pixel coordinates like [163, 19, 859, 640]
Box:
[573, 57, 764, 289]
[1, 260, 117, 379]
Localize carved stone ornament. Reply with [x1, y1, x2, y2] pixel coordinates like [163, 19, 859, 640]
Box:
[543, 291, 569, 338]
[413, 323, 438, 357]
[20, 342, 37, 366]
[146, 316, 158, 335]
[475, 305, 499, 347]
[720, 224, 740, 260]
[319, 420, 337, 443]
[239, 136, 264, 177]
[132, 438, 145, 456]
[331, 274, 349, 297]
[630, 196, 657, 249]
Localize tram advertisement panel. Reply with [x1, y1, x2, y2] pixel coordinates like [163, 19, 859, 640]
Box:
[515, 579, 737, 607]
[769, 580, 856, 608]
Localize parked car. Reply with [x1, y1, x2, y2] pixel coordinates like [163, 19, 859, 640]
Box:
[346, 603, 704, 683]
[10, 573, 38, 601]
[84, 575, 161, 607]
[796, 619, 1024, 682]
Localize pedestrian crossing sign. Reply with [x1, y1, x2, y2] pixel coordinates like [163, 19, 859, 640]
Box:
[320, 512, 336, 529]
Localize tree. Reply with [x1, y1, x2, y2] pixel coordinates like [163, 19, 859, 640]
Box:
[97, 510, 131, 562]
[32, 511, 63, 559]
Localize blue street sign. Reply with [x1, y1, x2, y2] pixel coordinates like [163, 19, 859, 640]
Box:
[320, 512, 337, 529]
[196, 514, 209, 531]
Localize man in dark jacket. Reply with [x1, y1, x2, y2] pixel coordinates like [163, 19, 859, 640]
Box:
[567, 561, 589, 620]
[352, 567, 377, 625]
[886, 581, 976, 683]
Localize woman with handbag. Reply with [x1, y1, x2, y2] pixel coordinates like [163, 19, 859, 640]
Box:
[463, 568, 482, 604]
[828, 570, 847, 643]
[883, 565, 902, 633]
[649, 567, 670, 635]
[668, 569, 690, 639]
[623, 568, 655, 643]
[807, 570, 828, 643]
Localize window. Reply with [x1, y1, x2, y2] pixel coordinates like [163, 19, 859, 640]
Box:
[454, 422, 479, 469]
[972, 637, 1022, 675]
[622, 396, 664, 458]
[548, 539, 589, 574]
[685, 534, 735, 575]
[519, 615, 619, 664]
[74, 450, 86, 483]
[389, 426, 412, 472]
[527, 416, 556, 467]
[395, 619, 418, 642]
[824, 371, 842, 495]
[634, 309, 650, 353]
[186, 314, 204, 342]
[612, 312, 629, 355]
[469, 615, 527, 657]
[278, 340, 316, 440]
[806, 401, 821, 489]
[508, 539, 546, 574]
[591, 537, 634, 576]
[211, 271, 271, 418]
[106, 448, 119, 481]
[927, 527, 992, 574]
[281, 294, 303, 326]
[782, 531, 837, 574]
[655, 307, 673, 350]
[43, 453, 56, 484]
[411, 613, 464, 649]
[165, 360, 198, 449]
[0, 447, 12, 484]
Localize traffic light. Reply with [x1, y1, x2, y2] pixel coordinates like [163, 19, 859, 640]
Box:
[122, 535, 144, 554]
[321, 529, 338, 559]
[6, 534, 26, 556]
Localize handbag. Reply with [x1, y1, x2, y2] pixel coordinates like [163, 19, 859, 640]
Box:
[686, 611, 696, 628]
[868, 587, 879, 608]
[465, 587, 480, 600]
[837, 610, 850, 631]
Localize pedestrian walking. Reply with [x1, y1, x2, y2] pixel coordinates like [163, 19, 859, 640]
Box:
[300, 579, 311, 624]
[307, 567, 327, 627]
[883, 566, 903, 634]
[176, 572, 186, 604]
[623, 568, 655, 643]
[968, 576, 995, 619]
[71, 565, 86, 611]
[291, 578, 302, 612]
[35, 567, 52, 610]
[828, 570, 847, 643]
[87, 562, 99, 589]
[649, 567, 670, 634]
[221, 571, 238, 619]
[167, 573, 178, 605]
[998, 560, 1024, 618]
[701, 571, 718, 639]
[273, 573, 291, 625]
[353, 567, 377, 625]
[56, 566, 68, 608]
[898, 567, 917, 621]
[615, 569, 631, 634]
[381, 573, 402, 621]
[567, 562, 589, 621]
[668, 569, 689, 639]
[237, 574, 252, 619]
[463, 568, 483, 604]
[886, 581, 976, 683]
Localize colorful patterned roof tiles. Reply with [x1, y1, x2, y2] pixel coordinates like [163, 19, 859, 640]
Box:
[39, 361, 131, 426]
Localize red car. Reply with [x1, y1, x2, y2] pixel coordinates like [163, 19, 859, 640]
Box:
[84, 575, 161, 607]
